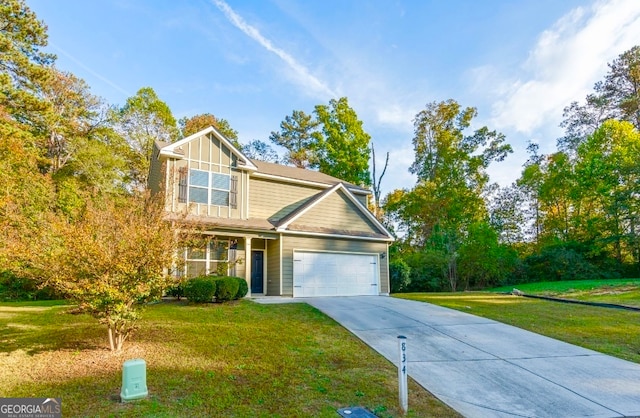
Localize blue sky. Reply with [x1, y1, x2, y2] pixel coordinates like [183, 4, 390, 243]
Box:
[29, 0, 640, 194]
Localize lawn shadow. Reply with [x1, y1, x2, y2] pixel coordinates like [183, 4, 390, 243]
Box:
[0, 305, 105, 355]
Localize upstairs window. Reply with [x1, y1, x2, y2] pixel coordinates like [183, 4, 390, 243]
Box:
[188, 170, 210, 204]
[187, 169, 231, 207]
[211, 173, 230, 206]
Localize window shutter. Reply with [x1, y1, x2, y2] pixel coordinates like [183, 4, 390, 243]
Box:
[230, 175, 238, 209]
[178, 167, 188, 203]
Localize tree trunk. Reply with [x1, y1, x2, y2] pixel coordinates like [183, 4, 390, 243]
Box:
[108, 325, 116, 351]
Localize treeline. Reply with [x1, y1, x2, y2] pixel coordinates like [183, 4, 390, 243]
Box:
[385, 46, 640, 292]
[2, 0, 639, 302]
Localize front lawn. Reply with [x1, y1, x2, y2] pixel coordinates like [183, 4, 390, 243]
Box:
[0, 300, 458, 417]
[394, 291, 640, 363]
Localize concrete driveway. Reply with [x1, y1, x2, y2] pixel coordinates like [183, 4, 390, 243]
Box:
[304, 296, 640, 418]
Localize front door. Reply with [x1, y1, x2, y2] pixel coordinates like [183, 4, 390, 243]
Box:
[251, 250, 264, 294]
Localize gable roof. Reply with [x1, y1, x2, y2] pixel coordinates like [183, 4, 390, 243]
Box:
[251, 159, 370, 195]
[276, 183, 393, 241]
[157, 126, 258, 171]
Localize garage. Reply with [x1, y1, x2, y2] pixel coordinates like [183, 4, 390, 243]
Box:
[292, 251, 379, 297]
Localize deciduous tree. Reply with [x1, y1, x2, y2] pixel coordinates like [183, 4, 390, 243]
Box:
[385, 99, 512, 290]
[41, 194, 179, 351]
[560, 45, 640, 153]
[179, 113, 241, 148]
[314, 97, 371, 186]
[115, 87, 178, 189]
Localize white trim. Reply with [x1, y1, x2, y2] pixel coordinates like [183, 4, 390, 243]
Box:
[279, 233, 283, 296]
[246, 170, 250, 219]
[159, 126, 257, 171]
[276, 183, 394, 240]
[385, 242, 390, 294]
[294, 248, 380, 256]
[251, 171, 370, 195]
[281, 229, 394, 242]
[196, 229, 278, 239]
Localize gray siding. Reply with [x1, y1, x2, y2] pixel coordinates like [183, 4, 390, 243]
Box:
[266, 238, 281, 295]
[148, 145, 164, 196]
[290, 190, 381, 235]
[354, 193, 369, 207]
[280, 235, 389, 296]
[249, 178, 322, 221]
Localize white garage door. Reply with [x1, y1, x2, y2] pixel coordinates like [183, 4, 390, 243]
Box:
[293, 251, 379, 297]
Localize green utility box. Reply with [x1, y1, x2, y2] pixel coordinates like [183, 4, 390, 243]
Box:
[120, 359, 148, 402]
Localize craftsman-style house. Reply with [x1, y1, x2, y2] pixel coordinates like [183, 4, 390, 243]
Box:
[149, 126, 393, 297]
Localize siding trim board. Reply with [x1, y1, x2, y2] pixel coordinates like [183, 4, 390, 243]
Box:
[282, 230, 393, 242]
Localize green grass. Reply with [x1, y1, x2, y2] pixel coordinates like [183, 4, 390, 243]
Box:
[491, 278, 640, 307]
[491, 278, 640, 294]
[0, 300, 458, 418]
[395, 289, 640, 364]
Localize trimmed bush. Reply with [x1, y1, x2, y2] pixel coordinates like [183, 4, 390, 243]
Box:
[215, 276, 239, 302]
[184, 276, 217, 303]
[234, 277, 248, 299]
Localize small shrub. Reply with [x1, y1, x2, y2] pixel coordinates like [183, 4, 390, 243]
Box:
[184, 277, 217, 303]
[165, 283, 185, 299]
[234, 277, 248, 299]
[215, 277, 239, 302]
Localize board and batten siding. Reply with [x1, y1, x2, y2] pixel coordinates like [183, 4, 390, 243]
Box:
[249, 178, 323, 221]
[162, 133, 249, 219]
[290, 190, 381, 235]
[280, 235, 389, 296]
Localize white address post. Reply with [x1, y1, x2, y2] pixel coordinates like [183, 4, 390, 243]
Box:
[397, 335, 408, 414]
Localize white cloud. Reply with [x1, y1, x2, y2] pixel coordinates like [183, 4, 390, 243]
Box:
[375, 103, 416, 129]
[211, 0, 337, 100]
[489, 0, 640, 134]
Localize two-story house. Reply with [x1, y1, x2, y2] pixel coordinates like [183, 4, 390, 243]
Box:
[149, 126, 393, 297]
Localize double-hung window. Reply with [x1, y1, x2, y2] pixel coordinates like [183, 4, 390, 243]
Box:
[211, 173, 230, 206]
[189, 169, 210, 204]
[187, 169, 231, 206]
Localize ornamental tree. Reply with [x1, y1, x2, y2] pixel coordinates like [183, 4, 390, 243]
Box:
[41, 193, 179, 351]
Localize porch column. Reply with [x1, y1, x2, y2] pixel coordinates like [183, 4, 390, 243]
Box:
[245, 237, 252, 297]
